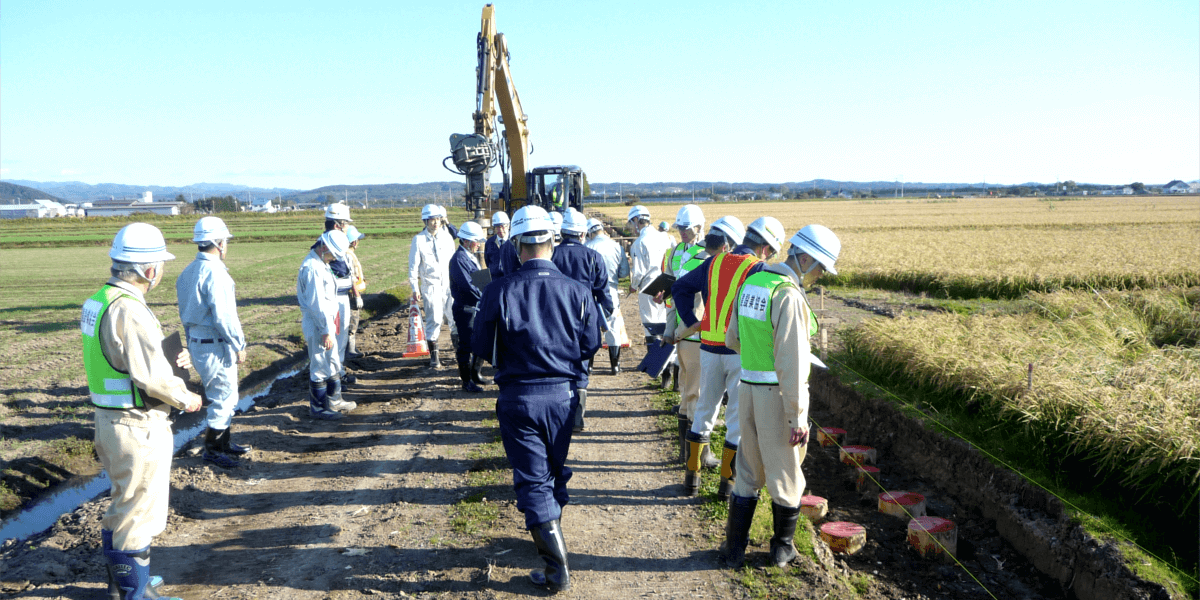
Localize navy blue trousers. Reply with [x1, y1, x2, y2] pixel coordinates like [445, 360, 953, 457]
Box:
[453, 311, 473, 367]
[496, 381, 579, 529]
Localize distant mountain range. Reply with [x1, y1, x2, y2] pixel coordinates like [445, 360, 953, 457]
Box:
[4, 178, 1190, 204]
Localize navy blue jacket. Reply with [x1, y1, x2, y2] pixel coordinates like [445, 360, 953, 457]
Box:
[448, 245, 482, 322]
[473, 258, 602, 388]
[484, 235, 506, 274]
[493, 240, 522, 279]
[670, 245, 766, 355]
[551, 239, 613, 316]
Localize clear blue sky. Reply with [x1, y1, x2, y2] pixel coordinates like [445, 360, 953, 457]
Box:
[3, 0, 1197, 189]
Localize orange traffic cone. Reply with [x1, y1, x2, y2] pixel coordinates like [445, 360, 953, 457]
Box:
[402, 299, 430, 358]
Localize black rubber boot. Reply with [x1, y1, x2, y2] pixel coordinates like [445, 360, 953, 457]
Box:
[573, 389, 588, 432]
[608, 346, 621, 374]
[221, 425, 252, 455]
[429, 347, 441, 369]
[770, 502, 801, 567]
[458, 361, 483, 393]
[471, 355, 489, 384]
[671, 364, 680, 392]
[309, 380, 342, 421]
[203, 428, 239, 469]
[660, 364, 672, 390]
[718, 494, 758, 568]
[529, 520, 570, 591]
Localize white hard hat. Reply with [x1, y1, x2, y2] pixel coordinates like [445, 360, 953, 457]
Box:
[561, 208, 588, 235]
[627, 205, 650, 222]
[746, 216, 787, 253]
[110, 223, 175, 263]
[788, 224, 841, 275]
[548, 211, 563, 233]
[437, 205, 448, 218]
[192, 216, 232, 243]
[586, 218, 604, 234]
[319, 229, 350, 260]
[325, 203, 353, 222]
[674, 204, 704, 229]
[458, 221, 486, 242]
[345, 225, 364, 243]
[510, 205, 555, 243]
[709, 216, 745, 246]
[421, 204, 439, 220]
[491, 211, 510, 226]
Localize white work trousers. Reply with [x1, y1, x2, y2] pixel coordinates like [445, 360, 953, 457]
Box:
[95, 408, 174, 551]
[192, 343, 239, 430]
[690, 351, 742, 446]
[732, 383, 808, 507]
[421, 285, 456, 343]
[303, 322, 342, 382]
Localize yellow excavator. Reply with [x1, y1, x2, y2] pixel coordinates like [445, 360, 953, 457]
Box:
[444, 4, 586, 221]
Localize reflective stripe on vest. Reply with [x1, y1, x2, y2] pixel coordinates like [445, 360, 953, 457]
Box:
[81, 285, 149, 409]
[674, 248, 708, 341]
[736, 271, 795, 384]
[700, 253, 759, 347]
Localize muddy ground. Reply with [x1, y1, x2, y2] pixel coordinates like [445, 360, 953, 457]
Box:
[0, 291, 1093, 600]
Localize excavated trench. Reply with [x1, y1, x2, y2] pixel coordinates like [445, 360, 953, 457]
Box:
[808, 368, 1176, 600]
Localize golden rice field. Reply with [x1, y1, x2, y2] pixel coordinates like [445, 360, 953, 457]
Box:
[594, 196, 1200, 298]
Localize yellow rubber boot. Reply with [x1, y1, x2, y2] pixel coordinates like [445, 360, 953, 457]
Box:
[717, 444, 737, 501]
[683, 441, 704, 496]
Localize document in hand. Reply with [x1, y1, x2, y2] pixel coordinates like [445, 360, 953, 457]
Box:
[639, 273, 676, 299]
[636, 340, 677, 378]
[470, 268, 492, 288]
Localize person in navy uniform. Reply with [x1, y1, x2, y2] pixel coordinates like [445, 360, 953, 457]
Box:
[472, 205, 602, 592]
[449, 221, 487, 393]
[551, 207, 612, 430]
[484, 211, 510, 274]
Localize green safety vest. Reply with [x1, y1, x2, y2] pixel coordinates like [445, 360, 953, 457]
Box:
[81, 285, 156, 409]
[735, 271, 819, 385]
[671, 244, 706, 341]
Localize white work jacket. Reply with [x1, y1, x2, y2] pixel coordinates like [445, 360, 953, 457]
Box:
[408, 227, 455, 292]
[629, 227, 673, 292]
[586, 234, 626, 294]
[297, 250, 338, 337]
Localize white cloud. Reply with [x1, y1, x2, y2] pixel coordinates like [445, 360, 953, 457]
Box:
[60, 169, 82, 176]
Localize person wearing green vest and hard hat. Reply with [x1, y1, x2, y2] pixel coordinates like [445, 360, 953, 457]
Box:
[718, 224, 841, 570]
[661, 205, 713, 466]
[84, 223, 202, 600]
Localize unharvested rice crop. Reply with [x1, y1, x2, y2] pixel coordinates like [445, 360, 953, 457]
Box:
[592, 197, 1200, 297]
[843, 288, 1200, 510]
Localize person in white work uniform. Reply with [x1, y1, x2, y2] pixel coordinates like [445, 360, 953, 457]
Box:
[409, 204, 456, 368]
[176, 216, 250, 470]
[585, 218, 630, 373]
[84, 223, 202, 600]
[298, 229, 356, 420]
[627, 205, 673, 344]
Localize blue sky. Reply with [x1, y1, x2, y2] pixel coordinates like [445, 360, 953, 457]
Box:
[2, 0, 1197, 189]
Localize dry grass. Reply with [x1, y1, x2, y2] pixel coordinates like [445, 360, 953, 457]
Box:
[592, 197, 1200, 298]
[844, 288, 1200, 508]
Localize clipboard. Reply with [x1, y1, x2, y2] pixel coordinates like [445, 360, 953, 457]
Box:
[639, 273, 676, 299]
[471, 268, 492, 288]
[636, 341, 677, 378]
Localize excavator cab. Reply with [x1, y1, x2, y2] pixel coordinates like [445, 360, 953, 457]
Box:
[520, 166, 584, 214]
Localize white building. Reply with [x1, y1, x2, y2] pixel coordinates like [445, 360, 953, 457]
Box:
[1163, 180, 1191, 194]
[0, 200, 67, 219]
[85, 201, 182, 217]
[143, 191, 154, 203]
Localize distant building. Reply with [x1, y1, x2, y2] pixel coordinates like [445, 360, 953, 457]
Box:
[143, 191, 153, 203]
[1163, 180, 1191, 194]
[85, 201, 183, 217]
[0, 199, 67, 219]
